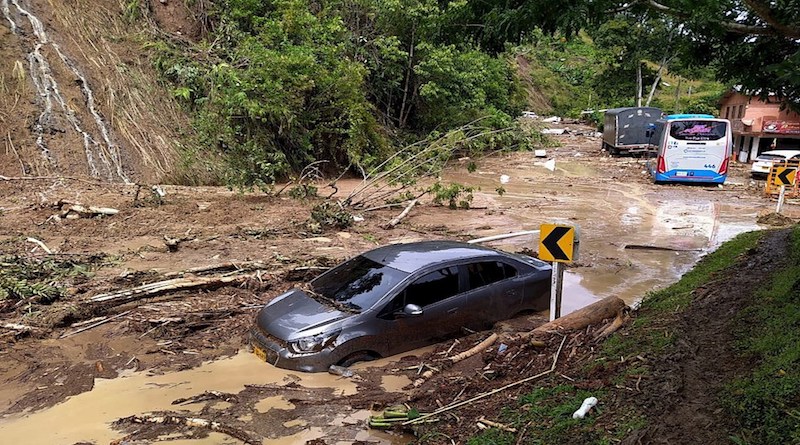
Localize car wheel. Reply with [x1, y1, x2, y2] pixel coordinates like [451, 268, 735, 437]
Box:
[338, 351, 379, 368]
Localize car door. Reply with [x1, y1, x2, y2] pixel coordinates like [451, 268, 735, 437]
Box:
[374, 266, 466, 356]
[461, 260, 523, 329]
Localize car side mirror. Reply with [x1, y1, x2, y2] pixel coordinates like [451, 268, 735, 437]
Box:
[403, 304, 423, 317]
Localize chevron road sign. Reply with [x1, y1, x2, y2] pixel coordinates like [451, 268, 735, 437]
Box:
[539, 224, 576, 263]
[539, 224, 579, 321]
[774, 167, 797, 186]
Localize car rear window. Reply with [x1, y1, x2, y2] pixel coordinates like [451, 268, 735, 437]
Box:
[311, 256, 408, 312]
[758, 154, 789, 161]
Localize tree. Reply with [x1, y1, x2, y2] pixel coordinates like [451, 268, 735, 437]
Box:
[448, 0, 800, 108]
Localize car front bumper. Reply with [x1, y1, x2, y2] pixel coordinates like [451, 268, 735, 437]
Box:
[249, 328, 335, 373]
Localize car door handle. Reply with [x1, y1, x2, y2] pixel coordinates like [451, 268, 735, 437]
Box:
[447, 308, 458, 314]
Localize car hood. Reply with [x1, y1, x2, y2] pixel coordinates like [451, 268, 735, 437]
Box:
[255, 288, 348, 341]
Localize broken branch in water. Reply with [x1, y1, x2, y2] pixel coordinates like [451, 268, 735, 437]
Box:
[113, 414, 260, 445]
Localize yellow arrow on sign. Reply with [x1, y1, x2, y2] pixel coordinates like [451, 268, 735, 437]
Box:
[774, 167, 797, 186]
[539, 224, 575, 263]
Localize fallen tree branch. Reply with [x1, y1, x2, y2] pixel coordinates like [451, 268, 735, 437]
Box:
[172, 391, 239, 405]
[59, 311, 132, 338]
[163, 262, 270, 278]
[594, 310, 627, 340]
[0, 175, 104, 185]
[2, 323, 44, 334]
[89, 275, 251, 306]
[413, 333, 498, 387]
[405, 335, 568, 425]
[25, 237, 52, 254]
[478, 416, 517, 433]
[450, 333, 498, 363]
[519, 296, 626, 341]
[113, 414, 259, 445]
[383, 199, 417, 229]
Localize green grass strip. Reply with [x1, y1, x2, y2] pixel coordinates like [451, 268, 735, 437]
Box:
[724, 226, 800, 445]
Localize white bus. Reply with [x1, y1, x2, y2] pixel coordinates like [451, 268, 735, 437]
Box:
[649, 114, 732, 184]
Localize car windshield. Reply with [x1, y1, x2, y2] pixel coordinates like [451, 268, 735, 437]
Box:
[310, 256, 408, 312]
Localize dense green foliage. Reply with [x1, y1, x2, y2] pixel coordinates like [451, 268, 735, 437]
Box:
[149, 0, 800, 186]
[0, 255, 101, 307]
[153, 0, 527, 187]
[447, 0, 800, 110]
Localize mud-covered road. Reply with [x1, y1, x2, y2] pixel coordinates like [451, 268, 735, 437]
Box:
[1, 126, 797, 444]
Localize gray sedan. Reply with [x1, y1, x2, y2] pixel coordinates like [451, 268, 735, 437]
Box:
[250, 240, 551, 372]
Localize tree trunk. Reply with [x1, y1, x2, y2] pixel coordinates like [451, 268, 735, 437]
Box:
[636, 62, 643, 107]
[646, 54, 675, 107]
[525, 296, 626, 338]
[674, 76, 682, 113]
[398, 25, 416, 129]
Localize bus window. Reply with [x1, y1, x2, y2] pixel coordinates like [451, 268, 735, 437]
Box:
[669, 121, 727, 141]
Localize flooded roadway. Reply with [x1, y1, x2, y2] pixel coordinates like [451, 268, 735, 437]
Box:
[0, 155, 787, 444]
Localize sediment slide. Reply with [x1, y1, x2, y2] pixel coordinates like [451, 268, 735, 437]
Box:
[2, 0, 130, 182]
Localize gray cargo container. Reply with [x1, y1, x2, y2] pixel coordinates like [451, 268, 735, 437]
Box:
[602, 107, 662, 155]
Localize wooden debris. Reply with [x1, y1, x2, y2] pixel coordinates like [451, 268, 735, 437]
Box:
[52, 199, 118, 219]
[383, 199, 417, 229]
[405, 335, 568, 425]
[594, 310, 627, 340]
[172, 391, 239, 405]
[25, 237, 52, 254]
[163, 262, 271, 278]
[449, 333, 498, 363]
[113, 414, 259, 445]
[624, 244, 701, 252]
[89, 275, 251, 306]
[2, 323, 43, 334]
[521, 296, 626, 340]
[413, 334, 498, 388]
[59, 311, 132, 338]
[478, 416, 517, 433]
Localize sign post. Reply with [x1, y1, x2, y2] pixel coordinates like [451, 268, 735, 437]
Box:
[773, 166, 796, 214]
[539, 224, 579, 321]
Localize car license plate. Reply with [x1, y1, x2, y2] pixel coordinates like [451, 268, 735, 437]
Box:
[253, 345, 268, 362]
[676, 171, 688, 177]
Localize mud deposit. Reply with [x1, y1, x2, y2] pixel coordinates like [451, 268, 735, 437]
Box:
[1, 127, 798, 444]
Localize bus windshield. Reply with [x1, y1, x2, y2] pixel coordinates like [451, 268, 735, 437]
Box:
[669, 121, 727, 141]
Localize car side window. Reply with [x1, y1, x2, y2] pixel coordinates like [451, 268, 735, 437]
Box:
[465, 261, 518, 291]
[403, 266, 460, 308]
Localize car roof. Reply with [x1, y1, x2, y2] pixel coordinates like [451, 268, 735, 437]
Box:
[759, 150, 800, 158]
[361, 240, 507, 274]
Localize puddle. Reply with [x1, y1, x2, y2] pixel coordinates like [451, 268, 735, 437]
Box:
[0, 351, 356, 444]
[380, 374, 413, 392]
[255, 395, 295, 413]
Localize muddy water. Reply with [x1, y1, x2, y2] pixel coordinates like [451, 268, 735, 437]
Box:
[0, 350, 407, 444]
[442, 159, 765, 311]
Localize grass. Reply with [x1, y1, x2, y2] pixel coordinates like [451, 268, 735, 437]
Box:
[722, 226, 800, 445]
